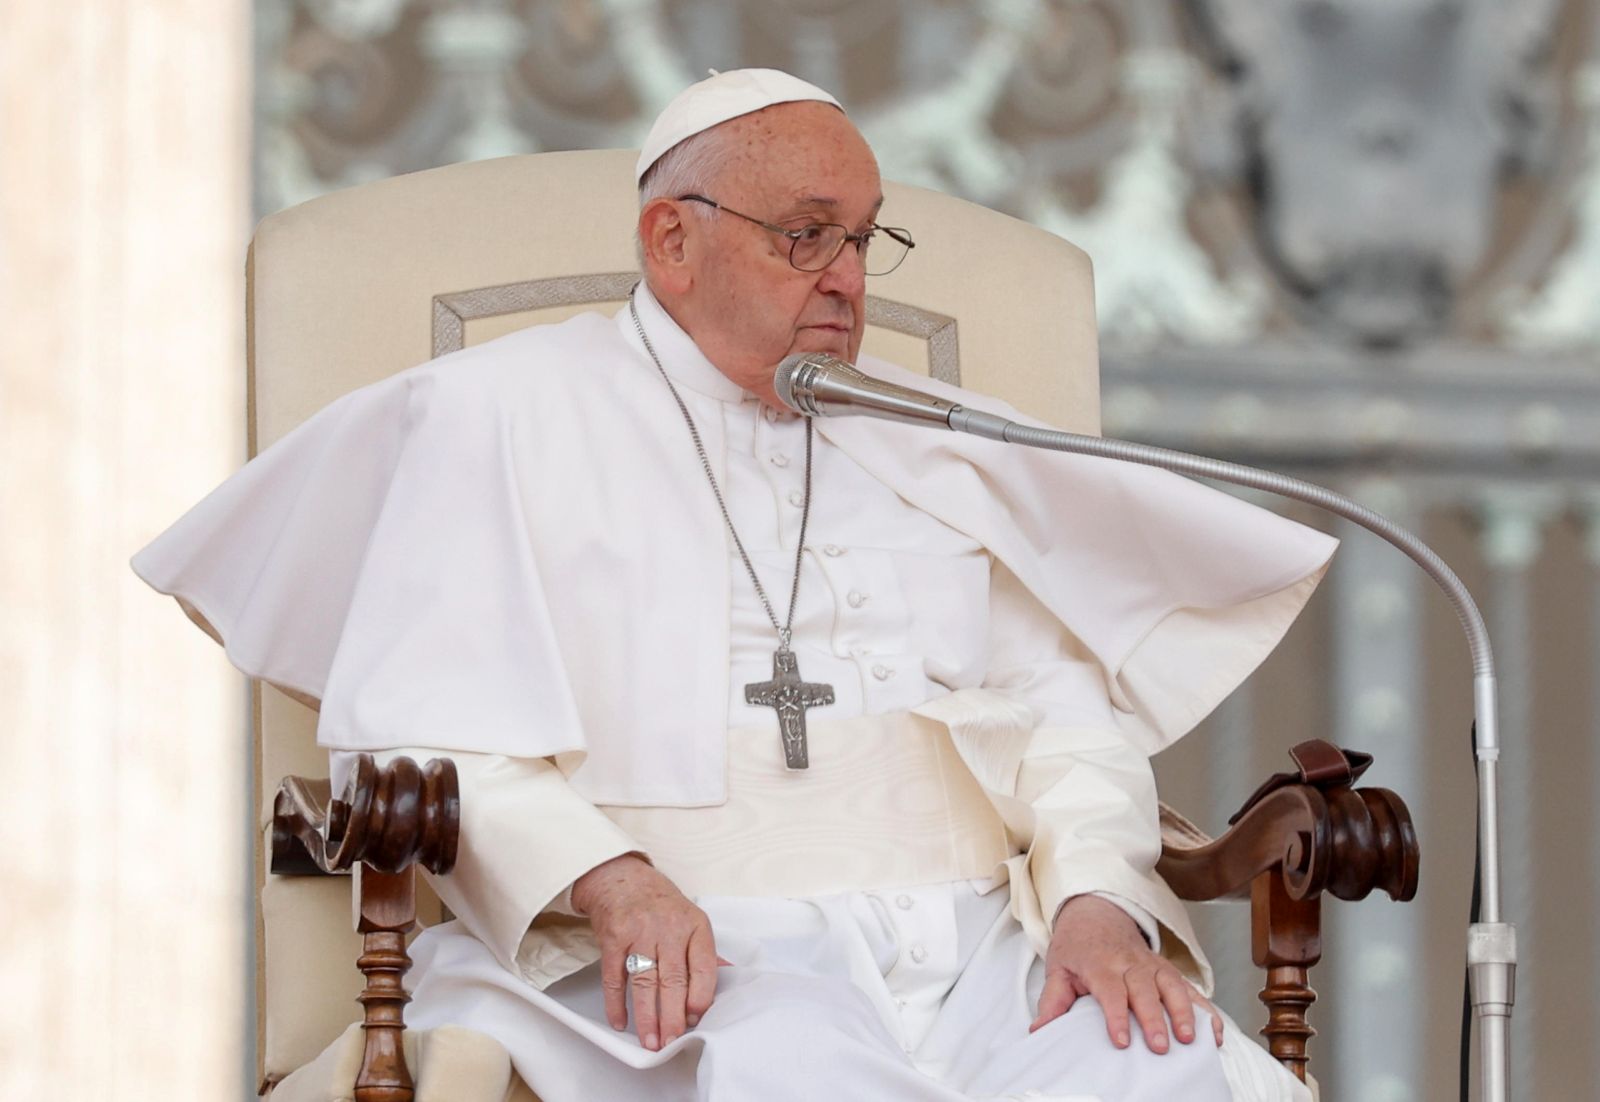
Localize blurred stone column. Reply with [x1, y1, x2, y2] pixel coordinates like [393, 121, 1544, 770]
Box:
[422, 0, 532, 164]
[1586, 497, 1600, 1093]
[0, 1, 250, 1098]
[1196, 681, 1260, 1029]
[1477, 488, 1559, 1102]
[1326, 478, 1425, 1102]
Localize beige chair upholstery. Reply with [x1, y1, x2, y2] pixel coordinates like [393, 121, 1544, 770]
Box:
[247, 147, 1100, 1093]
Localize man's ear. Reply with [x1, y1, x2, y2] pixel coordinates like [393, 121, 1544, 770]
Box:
[638, 198, 693, 295]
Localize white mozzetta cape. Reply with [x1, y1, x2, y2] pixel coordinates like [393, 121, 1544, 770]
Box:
[132, 302, 1336, 807]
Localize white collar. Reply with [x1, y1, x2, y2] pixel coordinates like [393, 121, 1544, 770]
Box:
[621, 282, 751, 405]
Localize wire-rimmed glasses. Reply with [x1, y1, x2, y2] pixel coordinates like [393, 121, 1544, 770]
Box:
[678, 194, 915, 276]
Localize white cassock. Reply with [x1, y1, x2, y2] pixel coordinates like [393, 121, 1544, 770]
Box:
[132, 284, 1333, 1101]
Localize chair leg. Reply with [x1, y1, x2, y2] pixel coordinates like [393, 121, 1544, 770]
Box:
[1251, 871, 1322, 1082]
[272, 757, 460, 1102]
[1259, 964, 1317, 1081]
[355, 867, 417, 1102]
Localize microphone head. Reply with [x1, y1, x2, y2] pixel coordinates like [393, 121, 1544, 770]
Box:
[774, 351, 853, 414]
[773, 352, 964, 429]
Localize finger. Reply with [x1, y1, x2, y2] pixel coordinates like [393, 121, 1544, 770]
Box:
[1179, 984, 1227, 1047]
[599, 945, 629, 1032]
[1089, 970, 1133, 1049]
[629, 949, 662, 1051]
[1195, 993, 1225, 1047]
[1156, 969, 1197, 1045]
[655, 934, 692, 1048]
[1029, 967, 1079, 1033]
[717, 956, 733, 967]
[685, 924, 719, 1028]
[1125, 966, 1170, 1054]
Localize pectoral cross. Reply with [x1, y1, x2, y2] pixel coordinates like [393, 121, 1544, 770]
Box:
[745, 646, 834, 770]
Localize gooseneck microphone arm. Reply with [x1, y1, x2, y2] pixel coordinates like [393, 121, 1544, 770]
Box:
[775, 351, 1516, 1102]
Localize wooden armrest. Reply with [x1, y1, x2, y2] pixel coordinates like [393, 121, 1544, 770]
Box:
[271, 754, 461, 1102]
[271, 754, 459, 878]
[1156, 741, 1420, 1083]
[1159, 783, 1418, 905]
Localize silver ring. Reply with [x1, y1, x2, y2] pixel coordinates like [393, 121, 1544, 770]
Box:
[624, 952, 658, 976]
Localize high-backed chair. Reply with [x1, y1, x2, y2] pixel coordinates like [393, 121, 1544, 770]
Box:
[202, 149, 1416, 1098]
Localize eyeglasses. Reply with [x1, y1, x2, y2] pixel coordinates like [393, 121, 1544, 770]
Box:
[678, 194, 915, 276]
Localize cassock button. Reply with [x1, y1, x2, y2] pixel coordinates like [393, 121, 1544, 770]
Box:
[910, 945, 929, 964]
[847, 590, 867, 608]
[788, 490, 805, 508]
[896, 894, 914, 910]
[770, 453, 790, 468]
[872, 664, 893, 681]
[823, 544, 844, 556]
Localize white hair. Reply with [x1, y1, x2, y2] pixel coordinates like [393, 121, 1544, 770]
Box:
[638, 123, 738, 206]
[635, 124, 738, 271]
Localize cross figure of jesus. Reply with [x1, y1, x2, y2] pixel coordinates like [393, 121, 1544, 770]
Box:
[745, 647, 835, 770]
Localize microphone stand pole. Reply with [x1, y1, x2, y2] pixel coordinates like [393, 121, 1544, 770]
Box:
[930, 407, 1515, 1101]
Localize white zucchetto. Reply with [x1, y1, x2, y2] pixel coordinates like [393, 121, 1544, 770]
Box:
[635, 67, 843, 184]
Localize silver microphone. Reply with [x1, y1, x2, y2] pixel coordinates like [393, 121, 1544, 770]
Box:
[773, 352, 1013, 437]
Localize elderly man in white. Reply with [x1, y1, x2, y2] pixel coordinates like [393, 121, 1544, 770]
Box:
[133, 70, 1331, 1101]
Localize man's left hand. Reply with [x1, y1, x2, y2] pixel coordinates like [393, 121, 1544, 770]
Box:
[1030, 894, 1224, 1053]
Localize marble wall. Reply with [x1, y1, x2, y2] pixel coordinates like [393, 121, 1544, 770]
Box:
[1, 0, 252, 1099]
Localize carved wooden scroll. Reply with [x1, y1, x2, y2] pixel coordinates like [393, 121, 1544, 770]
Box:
[1157, 740, 1419, 1083]
[272, 755, 460, 1102]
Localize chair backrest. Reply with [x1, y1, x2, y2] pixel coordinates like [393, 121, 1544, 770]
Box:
[249, 147, 1099, 1089]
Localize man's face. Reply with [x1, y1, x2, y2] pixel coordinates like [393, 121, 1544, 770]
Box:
[654, 102, 883, 399]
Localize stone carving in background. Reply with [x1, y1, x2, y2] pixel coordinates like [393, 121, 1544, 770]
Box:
[1184, 0, 1567, 348]
[254, 0, 1282, 347]
[256, 0, 1600, 357]
[1501, 62, 1600, 348]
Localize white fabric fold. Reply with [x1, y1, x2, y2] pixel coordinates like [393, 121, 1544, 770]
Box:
[913, 690, 1210, 993]
[132, 290, 1334, 805]
[815, 367, 1336, 756]
[351, 696, 1206, 997]
[401, 884, 1310, 1102]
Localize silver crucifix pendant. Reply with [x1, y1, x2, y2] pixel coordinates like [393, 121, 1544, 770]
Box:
[744, 646, 835, 770]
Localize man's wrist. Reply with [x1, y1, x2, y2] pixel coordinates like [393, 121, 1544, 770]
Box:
[569, 851, 651, 916]
[1053, 892, 1160, 951]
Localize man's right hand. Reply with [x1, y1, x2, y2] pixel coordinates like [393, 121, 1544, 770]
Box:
[570, 853, 721, 1052]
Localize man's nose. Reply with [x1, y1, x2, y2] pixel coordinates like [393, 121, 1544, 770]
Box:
[815, 238, 867, 297]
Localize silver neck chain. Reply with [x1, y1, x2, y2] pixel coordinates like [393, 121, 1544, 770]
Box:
[629, 296, 814, 650]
